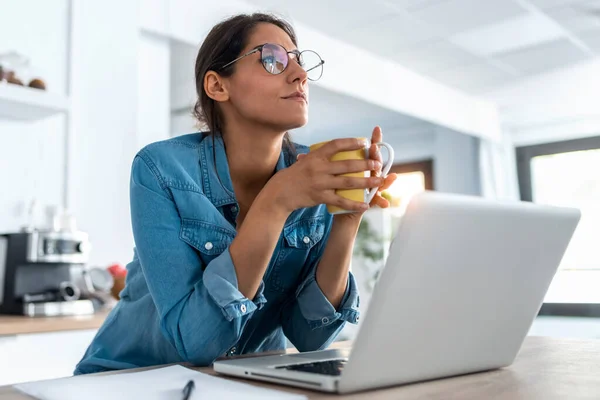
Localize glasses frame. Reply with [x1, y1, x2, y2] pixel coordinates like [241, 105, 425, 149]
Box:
[219, 43, 325, 81]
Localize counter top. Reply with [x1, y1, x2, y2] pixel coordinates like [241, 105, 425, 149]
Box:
[2, 336, 600, 399]
[0, 310, 109, 336]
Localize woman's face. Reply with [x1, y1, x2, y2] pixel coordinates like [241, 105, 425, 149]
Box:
[223, 23, 309, 132]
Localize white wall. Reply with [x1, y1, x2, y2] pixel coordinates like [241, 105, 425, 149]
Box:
[68, 0, 139, 266]
[434, 129, 481, 195]
[486, 60, 600, 147]
[170, 40, 200, 135]
[0, 0, 69, 232]
[390, 131, 436, 164]
[138, 32, 171, 147]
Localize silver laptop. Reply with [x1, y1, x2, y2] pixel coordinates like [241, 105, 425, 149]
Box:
[214, 192, 580, 394]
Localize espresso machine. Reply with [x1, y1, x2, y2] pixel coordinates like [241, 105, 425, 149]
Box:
[0, 230, 99, 317]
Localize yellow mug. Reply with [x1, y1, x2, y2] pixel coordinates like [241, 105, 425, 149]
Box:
[309, 138, 395, 214]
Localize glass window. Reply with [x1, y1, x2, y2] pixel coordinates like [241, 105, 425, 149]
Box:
[517, 137, 600, 308]
[530, 148, 600, 303]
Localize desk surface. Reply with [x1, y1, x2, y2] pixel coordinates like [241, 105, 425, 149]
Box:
[0, 311, 109, 336]
[1, 336, 600, 399]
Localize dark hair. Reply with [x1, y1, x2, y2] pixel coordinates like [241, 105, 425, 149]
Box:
[193, 13, 297, 152]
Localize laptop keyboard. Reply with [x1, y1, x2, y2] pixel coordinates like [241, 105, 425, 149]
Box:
[275, 359, 347, 376]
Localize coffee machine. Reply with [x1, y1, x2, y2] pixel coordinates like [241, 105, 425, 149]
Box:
[0, 230, 96, 317]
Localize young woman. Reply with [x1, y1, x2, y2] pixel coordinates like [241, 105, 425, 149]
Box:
[75, 13, 396, 374]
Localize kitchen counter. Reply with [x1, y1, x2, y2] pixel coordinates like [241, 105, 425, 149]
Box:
[0, 310, 109, 336]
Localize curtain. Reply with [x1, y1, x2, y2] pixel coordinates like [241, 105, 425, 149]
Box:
[479, 131, 520, 201]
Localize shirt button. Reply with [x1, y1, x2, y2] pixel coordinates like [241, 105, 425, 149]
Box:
[204, 242, 213, 250]
[303, 236, 310, 244]
[240, 304, 247, 313]
[230, 347, 236, 354]
[321, 317, 329, 324]
[231, 205, 238, 213]
[356, 316, 360, 322]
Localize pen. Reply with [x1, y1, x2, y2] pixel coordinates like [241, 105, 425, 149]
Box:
[182, 379, 195, 400]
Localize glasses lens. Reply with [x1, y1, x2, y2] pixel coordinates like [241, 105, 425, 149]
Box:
[299, 50, 324, 81]
[261, 43, 288, 75]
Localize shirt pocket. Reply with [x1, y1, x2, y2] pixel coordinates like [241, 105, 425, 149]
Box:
[269, 218, 326, 293]
[180, 219, 235, 268]
[171, 188, 237, 268]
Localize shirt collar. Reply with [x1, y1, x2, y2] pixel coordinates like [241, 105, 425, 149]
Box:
[200, 134, 294, 207]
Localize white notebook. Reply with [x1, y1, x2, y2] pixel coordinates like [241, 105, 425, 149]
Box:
[15, 365, 307, 400]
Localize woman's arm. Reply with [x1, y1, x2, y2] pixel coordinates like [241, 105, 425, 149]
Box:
[228, 189, 290, 300]
[130, 153, 289, 365]
[314, 215, 361, 308]
[278, 215, 360, 352]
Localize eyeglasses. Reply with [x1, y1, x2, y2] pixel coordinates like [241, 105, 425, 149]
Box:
[220, 43, 324, 81]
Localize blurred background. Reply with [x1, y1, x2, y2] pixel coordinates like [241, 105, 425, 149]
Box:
[0, 0, 599, 386]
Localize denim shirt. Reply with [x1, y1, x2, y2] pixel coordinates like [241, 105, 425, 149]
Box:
[74, 133, 360, 374]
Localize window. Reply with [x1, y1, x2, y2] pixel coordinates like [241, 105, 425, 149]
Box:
[385, 160, 433, 212]
[383, 160, 433, 237]
[516, 136, 600, 316]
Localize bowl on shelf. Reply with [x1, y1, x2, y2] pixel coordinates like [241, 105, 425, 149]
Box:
[0, 51, 47, 90]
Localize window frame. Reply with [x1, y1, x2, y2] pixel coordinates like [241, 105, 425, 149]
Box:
[389, 159, 434, 191]
[516, 136, 600, 317]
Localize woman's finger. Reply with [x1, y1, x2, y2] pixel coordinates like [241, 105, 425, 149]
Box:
[369, 144, 382, 177]
[371, 126, 382, 144]
[369, 192, 389, 208]
[375, 194, 390, 208]
[369, 143, 377, 165]
[380, 173, 397, 191]
[328, 175, 384, 190]
[369, 126, 383, 178]
[324, 193, 369, 212]
[327, 159, 382, 175]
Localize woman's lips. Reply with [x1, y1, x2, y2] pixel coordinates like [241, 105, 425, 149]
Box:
[283, 92, 307, 104]
[284, 95, 307, 103]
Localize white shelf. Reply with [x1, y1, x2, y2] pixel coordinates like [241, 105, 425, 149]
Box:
[0, 83, 70, 121]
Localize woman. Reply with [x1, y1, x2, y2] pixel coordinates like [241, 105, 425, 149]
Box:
[75, 13, 396, 374]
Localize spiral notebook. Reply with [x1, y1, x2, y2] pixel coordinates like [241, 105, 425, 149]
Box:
[15, 365, 307, 400]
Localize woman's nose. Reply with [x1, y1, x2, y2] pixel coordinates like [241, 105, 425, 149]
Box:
[287, 59, 308, 84]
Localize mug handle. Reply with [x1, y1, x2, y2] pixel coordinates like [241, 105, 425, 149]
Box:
[366, 142, 395, 204]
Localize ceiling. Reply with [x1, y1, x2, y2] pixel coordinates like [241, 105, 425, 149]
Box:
[246, 0, 600, 94]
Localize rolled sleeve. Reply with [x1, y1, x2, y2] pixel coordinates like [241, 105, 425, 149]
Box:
[295, 269, 360, 330]
[203, 248, 267, 321]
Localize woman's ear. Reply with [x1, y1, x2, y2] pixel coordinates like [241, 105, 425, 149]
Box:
[204, 71, 230, 102]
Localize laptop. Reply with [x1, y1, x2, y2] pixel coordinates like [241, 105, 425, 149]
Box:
[214, 192, 580, 394]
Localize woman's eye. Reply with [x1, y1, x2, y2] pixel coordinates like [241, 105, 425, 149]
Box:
[291, 54, 303, 66]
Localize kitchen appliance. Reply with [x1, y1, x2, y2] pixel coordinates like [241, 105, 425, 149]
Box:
[0, 230, 97, 317]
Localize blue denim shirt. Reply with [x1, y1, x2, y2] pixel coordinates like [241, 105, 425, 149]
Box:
[74, 133, 360, 374]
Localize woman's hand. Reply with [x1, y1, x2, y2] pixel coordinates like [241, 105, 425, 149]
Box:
[368, 126, 397, 208]
[266, 138, 384, 214]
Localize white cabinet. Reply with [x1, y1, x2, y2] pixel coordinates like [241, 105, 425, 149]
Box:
[0, 329, 97, 386]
